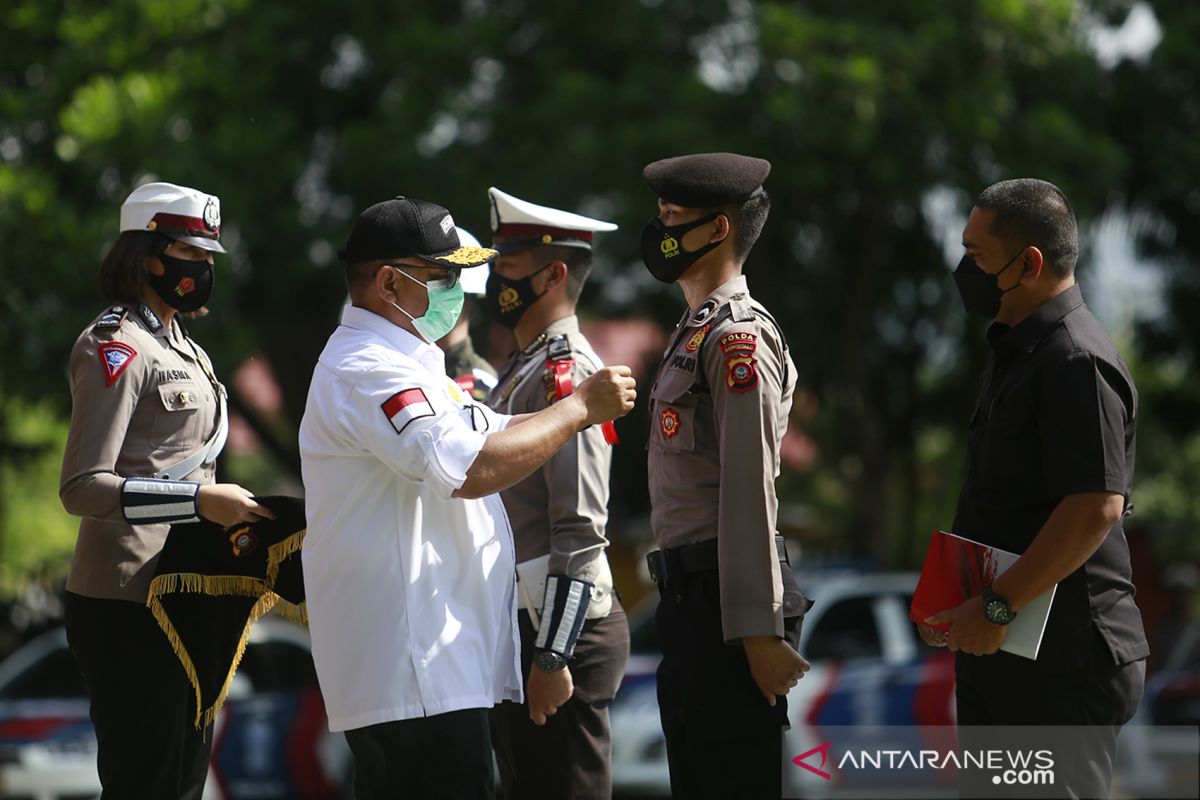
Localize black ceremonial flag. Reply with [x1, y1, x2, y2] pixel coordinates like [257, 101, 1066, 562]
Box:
[147, 495, 306, 728]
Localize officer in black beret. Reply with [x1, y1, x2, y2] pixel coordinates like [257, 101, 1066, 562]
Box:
[640, 153, 811, 798]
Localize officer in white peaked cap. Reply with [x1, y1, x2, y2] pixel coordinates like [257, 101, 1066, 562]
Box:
[484, 187, 629, 800]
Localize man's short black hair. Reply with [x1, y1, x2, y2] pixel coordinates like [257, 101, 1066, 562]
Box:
[973, 179, 1079, 278]
[345, 259, 389, 292]
[724, 191, 771, 262]
[532, 245, 593, 304]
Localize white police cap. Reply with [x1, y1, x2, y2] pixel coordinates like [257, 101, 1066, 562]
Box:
[488, 187, 617, 254]
[119, 182, 226, 253]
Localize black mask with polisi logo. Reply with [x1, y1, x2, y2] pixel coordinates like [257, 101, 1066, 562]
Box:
[640, 213, 723, 284]
[485, 262, 552, 330]
[148, 251, 214, 312]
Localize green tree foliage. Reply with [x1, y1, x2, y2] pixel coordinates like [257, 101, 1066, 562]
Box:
[0, 0, 1194, 569]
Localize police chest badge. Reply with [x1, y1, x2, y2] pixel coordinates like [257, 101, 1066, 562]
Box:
[685, 323, 710, 353]
[660, 407, 681, 439]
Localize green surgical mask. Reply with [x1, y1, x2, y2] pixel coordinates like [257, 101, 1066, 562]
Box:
[388, 267, 464, 343]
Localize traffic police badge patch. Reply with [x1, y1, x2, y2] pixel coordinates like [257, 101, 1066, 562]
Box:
[725, 354, 758, 392]
[685, 324, 710, 353]
[97, 341, 137, 387]
[660, 407, 681, 439]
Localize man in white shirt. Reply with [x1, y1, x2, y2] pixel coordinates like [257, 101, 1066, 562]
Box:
[299, 196, 636, 800]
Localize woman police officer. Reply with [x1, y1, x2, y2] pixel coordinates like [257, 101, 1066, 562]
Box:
[59, 182, 272, 799]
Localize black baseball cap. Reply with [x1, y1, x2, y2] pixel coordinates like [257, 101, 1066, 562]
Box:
[338, 196, 498, 268]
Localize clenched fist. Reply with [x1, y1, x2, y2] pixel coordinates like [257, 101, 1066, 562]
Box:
[574, 366, 636, 427]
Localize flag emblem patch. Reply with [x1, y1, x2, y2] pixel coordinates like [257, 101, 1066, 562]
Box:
[381, 388, 435, 434]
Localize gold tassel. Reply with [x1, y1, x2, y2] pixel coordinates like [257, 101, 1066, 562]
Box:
[265, 528, 306, 587]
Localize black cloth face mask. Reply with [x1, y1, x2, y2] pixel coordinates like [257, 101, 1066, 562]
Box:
[640, 213, 723, 284]
[148, 251, 214, 312]
[485, 262, 552, 330]
[952, 247, 1026, 318]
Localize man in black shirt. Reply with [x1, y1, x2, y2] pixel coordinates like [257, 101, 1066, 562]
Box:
[923, 178, 1147, 798]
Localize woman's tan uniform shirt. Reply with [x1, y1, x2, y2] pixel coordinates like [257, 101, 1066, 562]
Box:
[60, 304, 224, 602]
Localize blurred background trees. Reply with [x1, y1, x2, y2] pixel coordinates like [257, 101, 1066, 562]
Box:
[1, 0, 1197, 619]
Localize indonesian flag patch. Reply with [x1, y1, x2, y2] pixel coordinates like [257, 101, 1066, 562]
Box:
[381, 388, 434, 434]
[97, 341, 137, 387]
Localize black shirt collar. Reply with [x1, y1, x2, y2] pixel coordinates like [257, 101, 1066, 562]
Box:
[989, 284, 1085, 359]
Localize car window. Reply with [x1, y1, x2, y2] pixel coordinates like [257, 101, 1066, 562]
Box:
[0, 648, 88, 700]
[234, 641, 319, 693]
[805, 595, 882, 661]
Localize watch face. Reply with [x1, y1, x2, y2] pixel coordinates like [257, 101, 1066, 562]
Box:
[986, 599, 1011, 623]
[536, 651, 565, 672]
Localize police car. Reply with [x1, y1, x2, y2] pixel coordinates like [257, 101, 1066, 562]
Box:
[0, 618, 351, 799]
[609, 568, 956, 798]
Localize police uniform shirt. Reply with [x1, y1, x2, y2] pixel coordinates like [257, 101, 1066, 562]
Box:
[487, 316, 613, 582]
[444, 336, 498, 402]
[299, 305, 522, 731]
[953, 284, 1147, 672]
[647, 275, 798, 642]
[60, 305, 222, 603]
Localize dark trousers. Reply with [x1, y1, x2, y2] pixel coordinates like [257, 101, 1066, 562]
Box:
[955, 627, 1146, 799]
[490, 597, 630, 800]
[655, 570, 803, 800]
[64, 591, 212, 800]
[345, 708, 495, 800]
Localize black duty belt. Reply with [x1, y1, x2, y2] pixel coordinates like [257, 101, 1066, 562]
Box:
[646, 535, 789, 587]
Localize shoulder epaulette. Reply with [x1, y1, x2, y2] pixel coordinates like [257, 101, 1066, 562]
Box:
[93, 306, 129, 332]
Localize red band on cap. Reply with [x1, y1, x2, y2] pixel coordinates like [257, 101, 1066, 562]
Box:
[149, 213, 220, 239]
[493, 223, 593, 242]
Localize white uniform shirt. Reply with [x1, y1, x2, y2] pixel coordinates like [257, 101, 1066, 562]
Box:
[300, 306, 522, 731]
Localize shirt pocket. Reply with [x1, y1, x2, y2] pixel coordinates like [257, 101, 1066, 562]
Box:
[152, 382, 206, 451]
[650, 368, 699, 452]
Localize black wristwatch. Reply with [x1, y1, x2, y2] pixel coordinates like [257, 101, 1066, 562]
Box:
[981, 585, 1017, 625]
[534, 650, 568, 673]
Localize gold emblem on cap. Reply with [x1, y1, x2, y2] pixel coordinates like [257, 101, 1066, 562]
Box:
[541, 234, 552, 243]
[147, 220, 157, 230]
[436, 245, 498, 266]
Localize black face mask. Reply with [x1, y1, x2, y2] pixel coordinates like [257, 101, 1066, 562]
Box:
[147, 251, 214, 312]
[952, 247, 1025, 318]
[640, 213, 723, 284]
[485, 262, 552, 330]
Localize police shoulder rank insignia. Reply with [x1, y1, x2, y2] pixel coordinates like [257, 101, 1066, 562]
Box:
[93, 306, 127, 332]
[660, 407, 681, 439]
[97, 341, 137, 387]
[685, 323, 710, 353]
[381, 387, 434, 434]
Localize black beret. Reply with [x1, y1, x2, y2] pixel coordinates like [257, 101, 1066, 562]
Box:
[642, 152, 771, 208]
